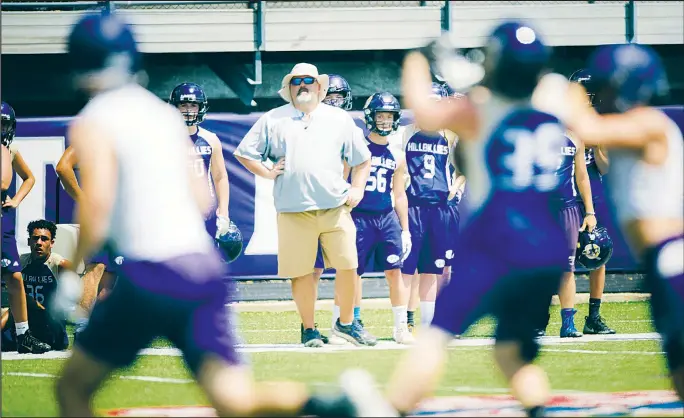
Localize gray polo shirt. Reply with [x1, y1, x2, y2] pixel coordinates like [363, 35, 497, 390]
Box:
[235, 103, 371, 213]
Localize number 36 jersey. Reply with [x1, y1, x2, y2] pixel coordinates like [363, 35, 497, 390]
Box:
[19, 253, 64, 308]
[402, 125, 452, 206]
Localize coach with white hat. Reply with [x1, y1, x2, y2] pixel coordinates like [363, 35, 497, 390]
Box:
[235, 63, 372, 347]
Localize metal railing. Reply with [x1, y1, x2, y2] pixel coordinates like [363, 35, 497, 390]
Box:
[1, 1, 638, 54]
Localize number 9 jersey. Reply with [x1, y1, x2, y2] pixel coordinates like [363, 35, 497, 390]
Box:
[402, 125, 451, 206]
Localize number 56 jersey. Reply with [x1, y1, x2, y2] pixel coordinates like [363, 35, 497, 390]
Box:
[402, 125, 451, 206]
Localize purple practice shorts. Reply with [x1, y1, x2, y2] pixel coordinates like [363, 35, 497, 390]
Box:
[353, 210, 403, 275]
[75, 250, 240, 373]
[401, 205, 452, 275]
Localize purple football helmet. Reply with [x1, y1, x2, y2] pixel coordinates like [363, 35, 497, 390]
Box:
[324, 74, 353, 110]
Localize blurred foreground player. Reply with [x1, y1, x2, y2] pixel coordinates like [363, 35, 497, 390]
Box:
[53, 13, 385, 417]
[1, 101, 51, 354]
[350, 21, 569, 417]
[564, 43, 683, 400]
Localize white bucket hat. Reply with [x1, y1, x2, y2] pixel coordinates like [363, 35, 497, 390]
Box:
[278, 63, 329, 103]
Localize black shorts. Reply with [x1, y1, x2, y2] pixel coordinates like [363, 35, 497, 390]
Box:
[2, 296, 69, 351]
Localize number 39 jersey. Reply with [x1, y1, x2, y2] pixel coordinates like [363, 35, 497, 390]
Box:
[402, 125, 451, 206]
[355, 139, 400, 213]
[461, 96, 565, 219]
[189, 127, 218, 213]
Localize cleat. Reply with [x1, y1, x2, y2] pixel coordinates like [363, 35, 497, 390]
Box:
[17, 330, 51, 354]
[393, 326, 415, 345]
[407, 322, 415, 334]
[560, 309, 583, 338]
[583, 315, 616, 335]
[355, 319, 378, 346]
[333, 319, 377, 346]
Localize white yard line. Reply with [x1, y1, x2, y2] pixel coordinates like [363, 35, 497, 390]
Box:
[1, 332, 662, 361]
[4, 371, 193, 384]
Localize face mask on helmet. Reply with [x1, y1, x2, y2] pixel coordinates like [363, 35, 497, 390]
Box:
[372, 111, 398, 136]
[177, 102, 202, 126]
[1, 112, 16, 147]
[323, 92, 349, 109]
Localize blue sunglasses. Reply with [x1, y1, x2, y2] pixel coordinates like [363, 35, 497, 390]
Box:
[290, 76, 317, 86]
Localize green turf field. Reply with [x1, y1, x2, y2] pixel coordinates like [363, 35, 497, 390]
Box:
[2, 301, 682, 417]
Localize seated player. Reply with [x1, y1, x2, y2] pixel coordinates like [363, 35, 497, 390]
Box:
[1, 101, 51, 354]
[2, 220, 72, 351]
[401, 82, 455, 332]
[343, 92, 413, 345]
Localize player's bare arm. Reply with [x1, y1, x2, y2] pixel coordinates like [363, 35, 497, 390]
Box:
[207, 135, 230, 219]
[68, 118, 118, 269]
[392, 158, 410, 232]
[4, 149, 35, 209]
[594, 145, 610, 175]
[567, 83, 670, 164]
[57, 258, 74, 274]
[1, 144, 12, 190]
[56, 145, 85, 202]
[572, 138, 596, 232]
[401, 51, 479, 139]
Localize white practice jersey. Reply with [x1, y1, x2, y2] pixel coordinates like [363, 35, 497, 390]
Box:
[609, 112, 684, 224]
[77, 84, 213, 261]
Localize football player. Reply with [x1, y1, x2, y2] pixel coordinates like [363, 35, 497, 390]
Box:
[440, 84, 467, 288]
[1, 101, 51, 354]
[401, 82, 455, 332]
[550, 127, 597, 338]
[565, 43, 683, 400]
[53, 13, 382, 417]
[348, 21, 570, 417]
[2, 219, 72, 351]
[169, 82, 232, 240]
[568, 69, 616, 335]
[353, 92, 413, 344]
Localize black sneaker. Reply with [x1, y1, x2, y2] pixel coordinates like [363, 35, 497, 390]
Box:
[583, 315, 616, 335]
[333, 319, 377, 346]
[301, 326, 324, 348]
[17, 330, 51, 354]
[301, 323, 329, 345]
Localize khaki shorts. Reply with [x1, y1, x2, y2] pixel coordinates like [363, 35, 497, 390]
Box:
[277, 205, 357, 278]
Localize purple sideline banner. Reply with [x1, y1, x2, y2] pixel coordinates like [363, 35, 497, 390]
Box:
[8, 106, 683, 278]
